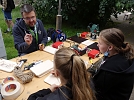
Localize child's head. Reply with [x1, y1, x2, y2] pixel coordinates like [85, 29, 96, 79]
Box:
[98, 28, 134, 59]
[54, 47, 96, 100]
[99, 28, 124, 48]
[54, 47, 86, 83]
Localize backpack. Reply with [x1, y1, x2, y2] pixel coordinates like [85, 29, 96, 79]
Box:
[0, 0, 2, 5]
[4, 0, 15, 11]
[47, 28, 67, 43]
[9, 0, 15, 9]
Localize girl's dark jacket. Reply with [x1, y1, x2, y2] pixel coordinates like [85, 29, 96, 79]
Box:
[93, 54, 134, 100]
[27, 84, 72, 100]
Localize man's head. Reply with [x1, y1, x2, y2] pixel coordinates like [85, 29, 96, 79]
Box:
[20, 4, 36, 27]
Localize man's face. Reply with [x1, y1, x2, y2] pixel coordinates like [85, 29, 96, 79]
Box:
[23, 11, 36, 27]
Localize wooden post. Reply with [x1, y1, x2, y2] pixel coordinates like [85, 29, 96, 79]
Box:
[56, 0, 62, 30]
[58, 0, 61, 15]
[56, 15, 62, 30]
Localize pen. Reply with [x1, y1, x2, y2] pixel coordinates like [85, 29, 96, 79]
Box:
[89, 59, 93, 65]
[17, 59, 27, 68]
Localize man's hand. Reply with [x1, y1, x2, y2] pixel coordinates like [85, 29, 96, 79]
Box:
[39, 44, 45, 51]
[24, 34, 33, 45]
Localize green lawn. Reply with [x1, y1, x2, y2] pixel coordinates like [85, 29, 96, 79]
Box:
[0, 6, 86, 59]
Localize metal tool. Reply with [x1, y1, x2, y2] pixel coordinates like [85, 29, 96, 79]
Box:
[24, 60, 43, 71]
[17, 59, 27, 68]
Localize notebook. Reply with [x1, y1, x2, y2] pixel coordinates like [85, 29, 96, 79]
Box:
[44, 74, 61, 85]
[43, 46, 58, 55]
[44, 61, 88, 85]
[0, 59, 17, 72]
[87, 42, 99, 51]
[67, 35, 88, 43]
[81, 40, 94, 46]
[30, 60, 53, 77]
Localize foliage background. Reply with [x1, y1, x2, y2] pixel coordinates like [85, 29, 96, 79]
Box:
[0, 6, 86, 59]
[22, 0, 134, 27]
[1, 0, 134, 59]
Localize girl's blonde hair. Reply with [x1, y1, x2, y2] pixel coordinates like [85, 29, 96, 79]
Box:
[54, 47, 96, 100]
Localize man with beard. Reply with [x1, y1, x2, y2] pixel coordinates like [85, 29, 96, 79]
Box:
[12, 4, 48, 56]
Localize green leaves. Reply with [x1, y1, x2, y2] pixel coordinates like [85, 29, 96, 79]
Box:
[21, 0, 134, 27]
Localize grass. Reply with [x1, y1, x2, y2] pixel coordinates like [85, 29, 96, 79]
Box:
[0, 6, 21, 59]
[0, 6, 86, 59]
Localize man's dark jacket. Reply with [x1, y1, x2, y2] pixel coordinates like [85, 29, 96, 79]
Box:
[12, 18, 48, 56]
[93, 54, 134, 100]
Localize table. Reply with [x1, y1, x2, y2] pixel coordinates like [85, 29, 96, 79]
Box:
[0, 51, 54, 100]
[1, 40, 102, 100]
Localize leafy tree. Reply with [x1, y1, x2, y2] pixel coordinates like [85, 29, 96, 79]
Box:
[21, 0, 134, 27]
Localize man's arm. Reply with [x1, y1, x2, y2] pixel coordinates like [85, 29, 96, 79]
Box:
[12, 26, 30, 53]
[41, 29, 48, 46]
[39, 20, 48, 45]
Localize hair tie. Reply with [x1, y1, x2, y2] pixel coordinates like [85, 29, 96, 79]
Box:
[71, 54, 75, 61]
[70, 54, 76, 74]
[70, 54, 75, 83]
[122, 43, 127, 48]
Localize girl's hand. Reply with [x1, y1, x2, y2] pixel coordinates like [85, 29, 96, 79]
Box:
[49, 84, 59, 92]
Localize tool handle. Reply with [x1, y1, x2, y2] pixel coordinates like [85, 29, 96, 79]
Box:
[24, 63, 34, 70]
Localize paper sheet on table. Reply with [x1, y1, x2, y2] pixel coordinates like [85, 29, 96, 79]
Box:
[81, 40, 94, 46]
[0, 59, 17, 72]
[43, 46, 58, 55]
[30, 60, 53, 77]
[44, 74, 61, 85]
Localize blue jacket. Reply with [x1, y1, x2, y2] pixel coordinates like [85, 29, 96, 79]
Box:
[12, 18, 48, 56]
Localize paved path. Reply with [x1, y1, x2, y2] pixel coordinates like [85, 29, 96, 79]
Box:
[111, 13, 134, 48]
[115, 21, 134, 47]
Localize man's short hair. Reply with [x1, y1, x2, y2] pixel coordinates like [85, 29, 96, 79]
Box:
[20, 4, 35, 15]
